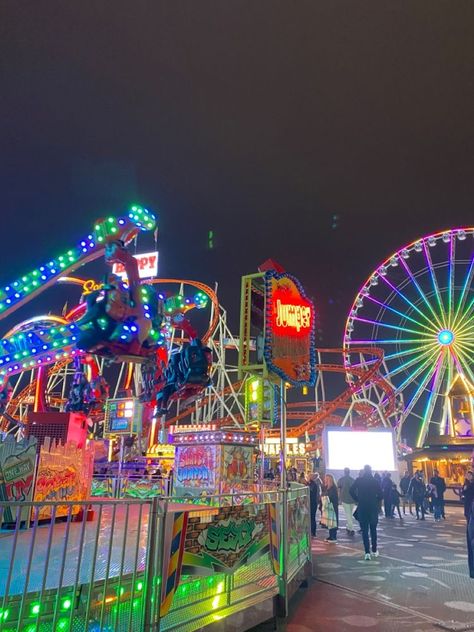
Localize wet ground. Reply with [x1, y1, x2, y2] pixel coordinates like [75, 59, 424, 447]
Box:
[285, 505, 474, 631]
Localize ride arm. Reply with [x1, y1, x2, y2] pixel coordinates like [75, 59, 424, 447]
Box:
[0, 206, 156, 322]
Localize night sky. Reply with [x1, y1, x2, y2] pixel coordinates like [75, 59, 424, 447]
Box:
[2, 2, 474, 346]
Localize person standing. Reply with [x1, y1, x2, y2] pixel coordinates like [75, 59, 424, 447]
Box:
[391, 482, 402, 519]
[430, 469, 446, 519]
[338, 467, 356, 535]
[461, 471, 474, 521]
[408, 471, 426, 520]
[309, 474, 320, 538]
[322, 474, 339, 542]
[381, 472, 393, 518]
[350, 465, 383, 560]
[400, 470, 413, 515]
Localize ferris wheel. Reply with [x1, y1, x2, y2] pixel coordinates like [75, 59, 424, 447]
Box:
[343, 228, 474, 447]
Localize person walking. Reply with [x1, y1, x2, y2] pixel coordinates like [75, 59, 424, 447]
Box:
[408, 471, 427, 520]
[350, 465, 383, 560]
[381, 472, 393, 518]
[391, 482, 403, 519]
[426, 482, 441, 521]
[322, 474, 339, 542]
[308, 474, 320, 538]
[400, 470, 413, 515]
[430, 469, 447, 519]
[338, 467, 356, 535]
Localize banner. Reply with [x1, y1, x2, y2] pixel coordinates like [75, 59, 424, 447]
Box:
[264, 271, 316, 386]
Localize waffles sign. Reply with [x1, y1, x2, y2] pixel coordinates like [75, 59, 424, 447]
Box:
[264, 271, 316, 385]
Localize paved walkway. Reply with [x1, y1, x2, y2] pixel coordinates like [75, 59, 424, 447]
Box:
[285, 505, 474, 632]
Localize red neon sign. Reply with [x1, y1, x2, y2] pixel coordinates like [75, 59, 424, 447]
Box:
[271, 287, 313, 338]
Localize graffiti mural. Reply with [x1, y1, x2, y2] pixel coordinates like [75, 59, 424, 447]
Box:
[183, 504, 269, 573]
[175, 445, 217, 492]
[0, 436, 37, 524]
[33, 438, 94, 519]
[220, 444, 254, 493]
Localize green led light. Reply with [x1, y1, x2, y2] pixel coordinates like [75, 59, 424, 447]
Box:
[61, 598, 72, 610]
[0, 609, 9, 620]
[31, 603, 40, 615]
[57, 618, 69, 630]
[136, 581, 143, 591]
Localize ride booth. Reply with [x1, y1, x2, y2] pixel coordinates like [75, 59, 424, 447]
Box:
[170, 424, 258, 500]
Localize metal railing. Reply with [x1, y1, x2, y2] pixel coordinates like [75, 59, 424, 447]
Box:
[0, 485, 311, 631]
[91, 474, 172, 499]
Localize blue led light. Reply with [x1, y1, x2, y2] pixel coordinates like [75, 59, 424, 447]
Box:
[437, 329, 454, 345]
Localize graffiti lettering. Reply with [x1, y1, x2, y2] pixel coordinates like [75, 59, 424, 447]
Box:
[205, 520, 255, 553]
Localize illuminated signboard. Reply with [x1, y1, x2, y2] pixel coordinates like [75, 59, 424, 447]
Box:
[104, 398, 143, 436]
[112, 251, 158, 280]
[264, 271, 316, 386]
[244, 377, 275, 425]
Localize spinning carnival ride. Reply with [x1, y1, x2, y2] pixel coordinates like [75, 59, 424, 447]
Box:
[0, 206, 215, 437]
[344, 228, 474, 447]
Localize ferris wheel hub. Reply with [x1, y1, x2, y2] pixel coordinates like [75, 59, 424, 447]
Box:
[437, 329, 455, 346]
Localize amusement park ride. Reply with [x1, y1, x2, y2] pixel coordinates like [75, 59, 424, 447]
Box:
[0, 209, 472, 490]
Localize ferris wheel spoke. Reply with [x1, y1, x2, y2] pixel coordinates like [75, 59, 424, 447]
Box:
[452, 253, 474, 328]
[363, 294, 439, 335]
[348, 337, 440, 345]
[416, 351, 447, 447]
[452, 295, 474, 333]
[447, 234, 455, 319]
[399, 254, 445, 330]
[451, 346, 474, 386]
[397, 356, 440, 425]
[391, 348, 440, 395]
[422, 242, 449, 327]
[379, 274, 441, 329]
[352, 315, 433, 338]
[384, 342, 439, 362]
[387, 344, 440, 381]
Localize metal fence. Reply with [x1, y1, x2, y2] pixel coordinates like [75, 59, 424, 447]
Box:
[91, 475, 172, 499]
[0, 485, 311, 631]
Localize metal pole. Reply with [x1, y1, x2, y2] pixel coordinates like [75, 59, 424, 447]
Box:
[117, 435, 125, 498]
[143, 497, 160, 631]
[278, 379, 289, 616]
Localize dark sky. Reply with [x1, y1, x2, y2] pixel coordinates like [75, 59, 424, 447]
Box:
[1, 2, 474, 345]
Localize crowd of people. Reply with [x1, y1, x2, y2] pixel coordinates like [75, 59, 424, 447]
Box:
[301, 466, 474, 573]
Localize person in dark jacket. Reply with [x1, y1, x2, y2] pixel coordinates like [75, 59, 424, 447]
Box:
[323, 474, 339, 542]
[408, 471, 426, 520]
[430, 469, 447, 519]
[400, 471, 413, 515]
[381, 472, 393, 518]
[461, 471, 474, 522]
[308, 474, 320, 537]
[467, 491, 474, 579]
[391, 483, 402, 519]
[350, 465, 383, 560]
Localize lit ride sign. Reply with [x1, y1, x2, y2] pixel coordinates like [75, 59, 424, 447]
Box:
[104, 398, 143, 436]
[112, 251, 158, 280]
[264, 271, 316, 385]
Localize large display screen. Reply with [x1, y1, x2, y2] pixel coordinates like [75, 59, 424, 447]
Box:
[326, 429, 396, 471]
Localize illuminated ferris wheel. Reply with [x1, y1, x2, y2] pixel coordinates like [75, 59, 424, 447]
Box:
[343, 228, 474, 447]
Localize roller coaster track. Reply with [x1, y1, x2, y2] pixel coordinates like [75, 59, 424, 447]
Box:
[165, 347, 395, 438]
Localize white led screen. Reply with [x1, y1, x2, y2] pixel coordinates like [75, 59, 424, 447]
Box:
[326, 429, 396, 471]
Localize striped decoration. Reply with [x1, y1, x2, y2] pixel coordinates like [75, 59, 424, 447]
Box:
[269, 502, 280, 575]
[160, 511, 188, 616]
